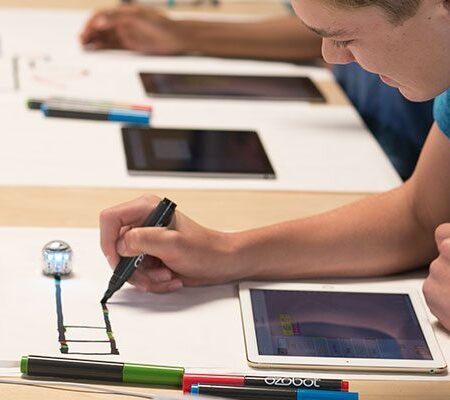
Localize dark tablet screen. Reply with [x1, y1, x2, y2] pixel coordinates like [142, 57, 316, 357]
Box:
[122, 126, 276, 178]
[139, 73, 325, 102]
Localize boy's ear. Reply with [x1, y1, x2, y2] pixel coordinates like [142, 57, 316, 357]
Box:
[444, 0, 450, 12]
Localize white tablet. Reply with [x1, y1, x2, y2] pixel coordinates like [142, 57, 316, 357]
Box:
[239, 282, 447, 374]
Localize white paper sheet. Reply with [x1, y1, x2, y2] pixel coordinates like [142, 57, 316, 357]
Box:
[0, 227, 448, 383]
[0, 227, 245, 370]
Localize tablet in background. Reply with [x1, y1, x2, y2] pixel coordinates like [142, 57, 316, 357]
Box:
[239, 282, 447, 373]
[139, 73, 326, 102]
[122, 126, 276, 179]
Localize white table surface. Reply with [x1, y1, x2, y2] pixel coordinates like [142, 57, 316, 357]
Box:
[0, 8, 402, 192]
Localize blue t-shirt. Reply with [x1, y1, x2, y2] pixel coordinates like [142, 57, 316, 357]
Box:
[434, 89, 450, 138]
[333, 63, 434, 180]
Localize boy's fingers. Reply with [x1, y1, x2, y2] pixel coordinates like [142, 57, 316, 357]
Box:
[99, 196, 160, 260]
[117, 227, 182, 263]
[435, 223, 450, 247]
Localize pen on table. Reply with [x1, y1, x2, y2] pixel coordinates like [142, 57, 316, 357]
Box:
[27, 97, 152, 112]
[20, 355, 184, 387]
[182, 373, 348, 392]
[190, 384, 358, 400]
[101, 197, 177, 304]
[51, 97, 152, 112]
[41, 103, 150, 125]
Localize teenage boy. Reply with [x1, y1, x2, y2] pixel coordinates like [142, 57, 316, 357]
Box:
[99, 0, 450, 330]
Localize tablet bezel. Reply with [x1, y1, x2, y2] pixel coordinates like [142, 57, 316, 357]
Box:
[121, 126, 276, 179]
[239, 282, 447, 373]
[139, 72, 326, 102]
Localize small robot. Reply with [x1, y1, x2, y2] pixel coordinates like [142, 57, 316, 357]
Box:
[42, 240, 73, 276]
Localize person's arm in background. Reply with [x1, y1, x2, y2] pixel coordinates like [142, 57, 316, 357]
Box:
[79, 4, 321, 62]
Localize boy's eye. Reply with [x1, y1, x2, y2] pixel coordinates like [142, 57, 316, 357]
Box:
[332, 40, 353, 49]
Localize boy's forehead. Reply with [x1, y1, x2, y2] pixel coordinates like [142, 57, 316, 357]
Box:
[293, 0, 384, 37]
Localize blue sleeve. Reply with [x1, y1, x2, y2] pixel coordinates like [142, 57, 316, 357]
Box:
[433, 89, 450, 138]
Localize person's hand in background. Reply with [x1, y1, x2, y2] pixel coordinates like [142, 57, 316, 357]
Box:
[100, 196, 243, 294]
[80, 4, 186, 55]
[423, 223, 450, 331]
[80, 6, 321, 61]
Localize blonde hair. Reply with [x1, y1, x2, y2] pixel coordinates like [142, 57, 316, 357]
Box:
[329, 0, 421, 23]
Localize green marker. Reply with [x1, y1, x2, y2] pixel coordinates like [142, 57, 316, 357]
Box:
[21, 355, 184, 387]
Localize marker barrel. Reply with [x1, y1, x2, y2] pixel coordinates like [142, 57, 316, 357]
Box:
[21, 355, 123, 381]
[190, 384, 358, 400]
[244, 376, 347, 392]
[21, 355, 184, 387]
[48, 97, 153, 112]
[41, 104, 150, 124]
[123, 363, 184, 386]
[183, 374, 347, 393]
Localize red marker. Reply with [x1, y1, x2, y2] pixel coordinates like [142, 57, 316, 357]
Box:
[183, 374, 349, 393]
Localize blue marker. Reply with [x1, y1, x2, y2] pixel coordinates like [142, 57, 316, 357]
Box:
[41, 104, 150, 125]
[190, 384, 358, 400]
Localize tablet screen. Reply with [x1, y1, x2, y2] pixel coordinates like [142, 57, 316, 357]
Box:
[250, 289, 432, 360]
[122, 126, 275, 178]
[139, 73, 326, 102]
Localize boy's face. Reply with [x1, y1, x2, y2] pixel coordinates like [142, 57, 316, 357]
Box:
[292, 0, 450, 101]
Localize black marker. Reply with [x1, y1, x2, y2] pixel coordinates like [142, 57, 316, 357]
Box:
[21, 355, 184, 387]
[101, 198, 177, 303]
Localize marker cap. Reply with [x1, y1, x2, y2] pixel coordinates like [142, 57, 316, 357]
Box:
[123, 363, 184, 387]
[20, 356, 28, 374]
[107, 109, 150, 125]
[27, 99, 44, 110]
[298, 389, 358, 400]
[191, 384, 200, 395]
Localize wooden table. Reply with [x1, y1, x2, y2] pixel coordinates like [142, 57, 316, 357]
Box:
[0, 186, 365, 229]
